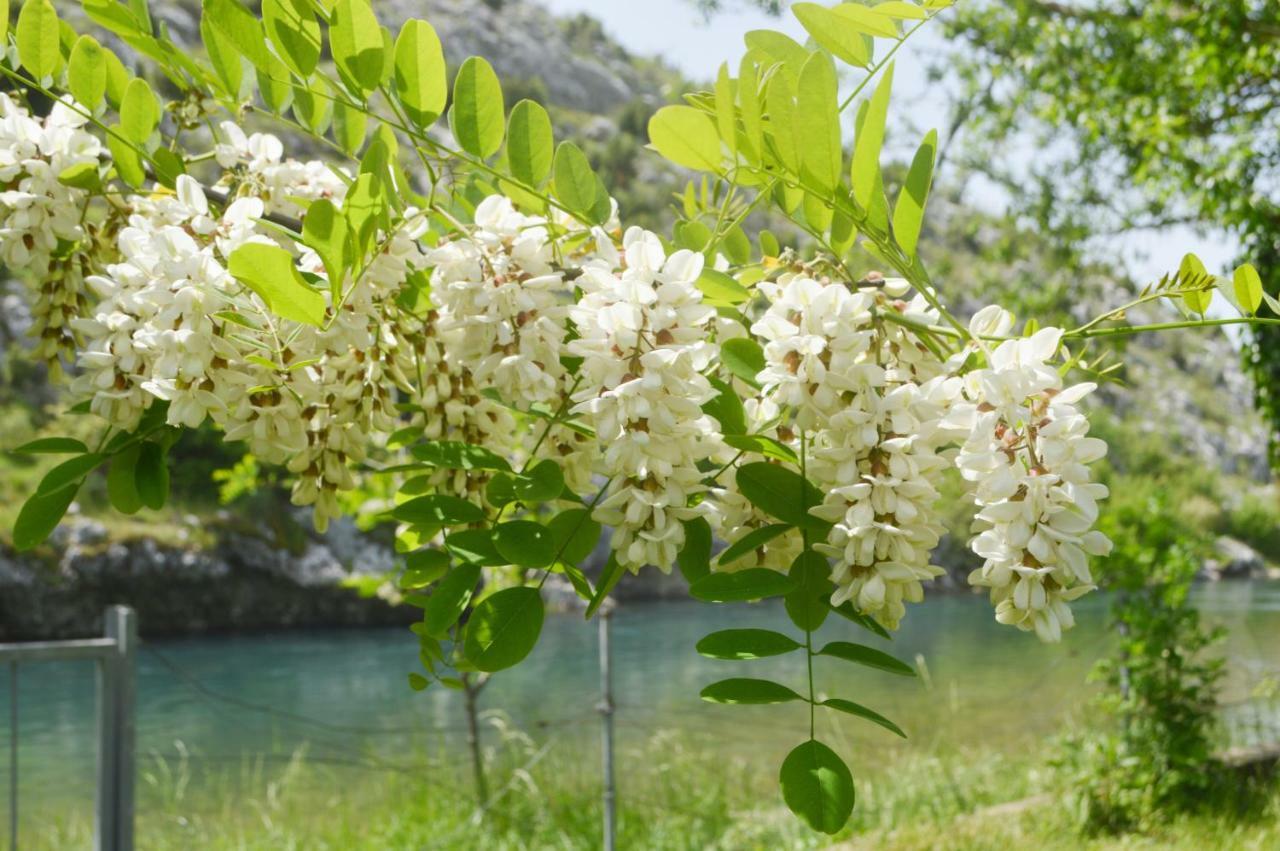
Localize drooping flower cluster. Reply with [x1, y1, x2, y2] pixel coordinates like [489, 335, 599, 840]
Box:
[950, 307, 1113, 641]
[0, 95, 103, 372]
[569, 228, 721, 572]
[741, 273, 962, 629]
[68, 124, 425, 531]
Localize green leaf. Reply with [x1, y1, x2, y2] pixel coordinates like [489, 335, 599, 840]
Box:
[648, 105, 722, 173]
[720, 337, 764, 387]
[505, 99, 554, 188]
[333, 99, 368, 155]
[797, 51, 842, 194]
[422, 562, 481, 638]
[677, 516, 713, 583]
[120, 78, 160, 145]
[202, 0, 272, 73]
[547, 508, 602, 567]
[696, 268, 750, 306]
[330, 0, 385, 95]
[1179, 253, 1212, 314]
[817, 641, 916, 676]
[58, 162, 101, 191]
[514, 459, 564, 503]
[714, 63, 737, 162]
[792, 3, 870, 68]
[765, 73, 801, 175]
[689, 567, 797, 602]
[37, 453, 105, 495]
[401, 549, 449, 589]
[1234, 263, 1263, 315]
[700, 677, 802, 704]
[228, 243, 327, 328]
[302, 200, 349, 300]
[263, 0, 320, 77]
[875, 1, 927, 20]
[852, 64, 894, 214]
[450, 56, 505, 159]
[786, 550, 834, 631]
[735, 462, 830, 534]
[464, 586, 544, 672]
[201, 11, 244, 98]
[831, 600, 893, 640]
[135, 442, 168, 510]
[17, 0, 60, 79]
[391, 494, 485, 526]
[408, 673, 429, 691]
[696, 628, 802, 660]
[703, 376, 747, 437]
[744, 30, 810, 84]
[738, 57, 764, 162]
[394, 19, 447, 128]
[107, 445, 144, 515]
[493, 520, 556, 568]
[585, 554, 624, 619]
[13, 485, 76, 551]
[68, 36, 107, 110]
[0, 0, 9, 43]
[445, 529, 505, 566]
[409, 440, 512, 472]
[893, 129, 936, 258]
[722, 434, 798, 464]
[717, 523, 791, 568]
[821, 698, 906, 738]
[779, 740, 854, 835]
[834, 3, 900, 38]
[11, 437, 89, 455]
[552, 141, 611, 225]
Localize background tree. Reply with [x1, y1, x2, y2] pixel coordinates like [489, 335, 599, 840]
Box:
[941, 0, 1280, 465]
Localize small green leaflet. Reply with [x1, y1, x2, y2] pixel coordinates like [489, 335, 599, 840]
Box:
[716, 523, 791, 567]
[817, 641, 916, 676]
[330, 0, 385, 95]
[68, 36, 107, 110]
[394, 19, 447, 128]
[734, 462, 830, 534]
[422, 562, 481, 638]
[493, 520, 556, 568]
[464, 586, 544, 672]
[391, 494, 485, 526]
[263, 0, 320, 77]
[689, 567, 797, 602]
[1179, 253, 1212, 314]
[700, 677, 802, 704]
[677, 516, 713, 583]
[696, 629, 802, 660]
[852, 64, 894, 214]
[506, 99, 554, 188]
[1234, 263, 1263, 315]
[11, 437, 89, 455]
[821, 698, 906, 738]
[228, 243, 327, 328]
[450, 56, 505, 159]
[779, 740, 855, 835]
[16, 0, 60, 80]
[720, 337, 764, 387]
[552, 141, 611, 225]
[648, 105, 722, 173]
[893, 129, 937, 258]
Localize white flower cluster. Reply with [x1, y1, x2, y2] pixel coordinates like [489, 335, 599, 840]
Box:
[0, 95, 103, 371]
[569, 228, 721, 572]
[69, 124, 424, 530]
[951, 307, 1112, 641]
[742, 274, 961, 629]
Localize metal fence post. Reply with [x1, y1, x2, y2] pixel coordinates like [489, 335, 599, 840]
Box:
[8, 662, 16, 851]
[96, 606, 136, 851]
[598, 605, 616, 851]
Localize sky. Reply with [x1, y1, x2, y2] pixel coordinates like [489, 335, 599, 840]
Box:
[538, 0, 1240, 288]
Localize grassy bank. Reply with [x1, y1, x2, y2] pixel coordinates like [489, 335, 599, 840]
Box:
[19, 720, 1280, 850]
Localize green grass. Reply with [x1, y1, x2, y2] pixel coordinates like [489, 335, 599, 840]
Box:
[19, 719, 1280, 850]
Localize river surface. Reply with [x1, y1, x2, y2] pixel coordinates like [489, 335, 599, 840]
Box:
[4, 580, 1280, 829]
